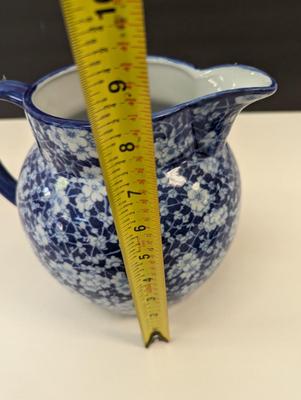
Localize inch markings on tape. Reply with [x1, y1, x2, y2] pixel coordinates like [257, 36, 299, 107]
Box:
[60, 0, 170, 347]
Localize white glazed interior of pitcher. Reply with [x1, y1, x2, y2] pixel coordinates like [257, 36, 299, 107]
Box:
[31, 57, 273, 120]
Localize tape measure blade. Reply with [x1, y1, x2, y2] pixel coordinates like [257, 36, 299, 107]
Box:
[60, 0, 170, 347]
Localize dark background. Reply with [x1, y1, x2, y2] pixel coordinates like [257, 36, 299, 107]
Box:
[0, 0, 300, 117]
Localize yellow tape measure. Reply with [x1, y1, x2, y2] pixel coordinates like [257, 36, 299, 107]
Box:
[60, 0, 170, 347]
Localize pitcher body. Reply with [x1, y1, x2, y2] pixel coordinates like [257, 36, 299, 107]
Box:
[0, 56, 277, 313]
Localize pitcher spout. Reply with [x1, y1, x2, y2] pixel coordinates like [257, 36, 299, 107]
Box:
[150, 59, 277, 162]
[189, 64, 277, 156]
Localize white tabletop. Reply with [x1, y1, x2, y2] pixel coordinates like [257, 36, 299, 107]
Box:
[0, 113, 301, 399]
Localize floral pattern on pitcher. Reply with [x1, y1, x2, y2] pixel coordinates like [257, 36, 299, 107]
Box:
[0, 58, 277, 315]
[18, 97, 241, 314]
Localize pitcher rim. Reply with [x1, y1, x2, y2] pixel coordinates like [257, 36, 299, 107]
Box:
[23, 55, 278, 128]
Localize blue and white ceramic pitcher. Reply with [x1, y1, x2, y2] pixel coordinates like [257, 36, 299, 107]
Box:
[0, 56, 277, 314]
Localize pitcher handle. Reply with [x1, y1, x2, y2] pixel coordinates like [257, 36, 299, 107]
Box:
[0, 80, 30, 205]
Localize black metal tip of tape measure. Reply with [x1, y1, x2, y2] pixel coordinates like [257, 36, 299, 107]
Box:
[145, 330, 169, 348]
